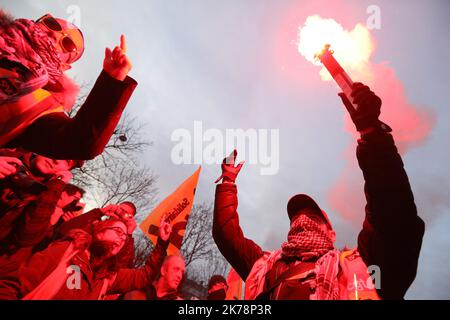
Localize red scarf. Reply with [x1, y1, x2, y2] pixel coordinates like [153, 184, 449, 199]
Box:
[1, 17, 63, 86]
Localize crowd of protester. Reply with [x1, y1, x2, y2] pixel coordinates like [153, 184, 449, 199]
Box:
[0, 10, 424, 300]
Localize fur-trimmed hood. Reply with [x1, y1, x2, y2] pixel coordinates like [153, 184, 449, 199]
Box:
[48, 74, 80, 112]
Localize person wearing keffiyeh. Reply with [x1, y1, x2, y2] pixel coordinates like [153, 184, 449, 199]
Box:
[212, 83, 425, 300]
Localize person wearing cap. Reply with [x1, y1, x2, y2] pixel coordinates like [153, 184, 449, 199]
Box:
[213, 83, 424, 300]
[0, 11, 136, 160]
[207, 275, 229, 300]
[14, 217, 171, 300]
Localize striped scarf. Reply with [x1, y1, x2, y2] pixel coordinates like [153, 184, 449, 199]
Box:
[281, 215, 340, 300]
[311, 249, 340, 300]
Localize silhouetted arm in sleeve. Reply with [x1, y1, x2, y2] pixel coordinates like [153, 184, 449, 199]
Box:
[12, 71, 137, 160]
[356, 130, 425, 299]
[213, 182, 264, 281]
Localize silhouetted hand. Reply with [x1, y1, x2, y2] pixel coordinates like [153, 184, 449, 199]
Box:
[338, 82, 388, 133]
[215, 149, 245, 184]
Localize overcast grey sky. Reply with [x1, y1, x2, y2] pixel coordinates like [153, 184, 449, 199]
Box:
[3, 0, 450, 299]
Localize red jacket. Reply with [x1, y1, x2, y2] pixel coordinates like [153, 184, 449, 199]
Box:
[213, 131, 425, 300]
[0, 148, 67, 245]
[0, 172, 66, 300]
[5, 71, 137, 160]
[0, 176, 66, 247]
[18, 235, 168, 300]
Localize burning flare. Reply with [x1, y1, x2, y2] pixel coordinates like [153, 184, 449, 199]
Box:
[297, 15, 373, 81]
[296, 15, 434, 223]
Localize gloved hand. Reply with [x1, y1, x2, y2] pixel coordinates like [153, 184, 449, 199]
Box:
[338, 82, 391, 133]
[215, 150, 245, 184]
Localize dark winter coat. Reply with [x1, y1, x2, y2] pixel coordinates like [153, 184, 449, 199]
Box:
[5, 71, 137, 160]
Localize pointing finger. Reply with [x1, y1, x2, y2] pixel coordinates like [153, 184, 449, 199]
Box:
[120, 34, 127, 53]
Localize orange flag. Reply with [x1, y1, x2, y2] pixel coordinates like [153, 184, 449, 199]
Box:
[226, 268, 243, 300]
[140, 167, 201, 256]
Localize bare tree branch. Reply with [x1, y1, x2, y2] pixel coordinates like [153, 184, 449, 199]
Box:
[70, 83, 158, 214]
[70, 84, 228, 292]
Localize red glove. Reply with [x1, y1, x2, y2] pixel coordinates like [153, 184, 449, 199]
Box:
[215, 150, 245, 184]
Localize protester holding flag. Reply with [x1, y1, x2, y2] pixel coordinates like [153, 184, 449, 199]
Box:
[213, 83, 425, 300]
[16, 217, 172, 300]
